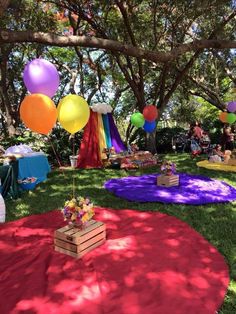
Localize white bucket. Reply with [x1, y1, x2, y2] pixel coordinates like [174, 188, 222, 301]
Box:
[0, 194, 6, 223]
[69, 156, 78, 168]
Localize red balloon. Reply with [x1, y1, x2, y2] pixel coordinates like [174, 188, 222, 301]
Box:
[143, 105, 158, 122]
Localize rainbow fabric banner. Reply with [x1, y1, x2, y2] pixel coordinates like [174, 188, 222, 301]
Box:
[102, 114, 112, 148]
[78, 109, 126, 168]
[97, 113, 107, 159]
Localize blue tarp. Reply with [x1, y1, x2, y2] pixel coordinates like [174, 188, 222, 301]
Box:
[18, 155, 51, 184]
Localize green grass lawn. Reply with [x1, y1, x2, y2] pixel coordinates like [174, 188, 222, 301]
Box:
[5, 153, 236, 313]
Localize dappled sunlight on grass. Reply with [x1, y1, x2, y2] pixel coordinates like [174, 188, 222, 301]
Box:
[3, 153, 236, 312]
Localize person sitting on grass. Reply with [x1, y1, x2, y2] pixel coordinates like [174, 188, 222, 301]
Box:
[221, 125, 235, 151]
[213, 144, 224, 157]
[208, 144, 231, 163]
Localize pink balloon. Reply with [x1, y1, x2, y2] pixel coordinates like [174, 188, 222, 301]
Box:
[23, 59, 59, 98]
[227, 101, 236, 113]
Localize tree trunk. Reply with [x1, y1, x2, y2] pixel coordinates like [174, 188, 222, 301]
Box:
[146, 130, 157, 154]
[5, 112, 16, 136]
[0, 45, 16, 136]
[0, 0, 10, 16]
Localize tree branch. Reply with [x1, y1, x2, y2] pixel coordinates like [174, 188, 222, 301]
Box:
[159, 63, 169, 105]
[71, 3, 145, 107]
[213, 51, 236, 85]
[1, 30, 236, 64]
[189, 89, 224, 110]
[115, 1, 136, 46]
[0, 0, 10, 16]
[160, 9, 236, 108]
[115, 1, 144, 98]
[115, 54, 143, 107]
[187, 75, 225, 110]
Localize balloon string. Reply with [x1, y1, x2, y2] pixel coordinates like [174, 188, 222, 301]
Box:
[73, 136, 75, 156]
[72, 175, 75, 199]
[47, 136, 63, 168]
[72, 135, 76, 199]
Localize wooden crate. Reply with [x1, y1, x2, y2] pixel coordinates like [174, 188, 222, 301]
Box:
[157, 174, 179, 187]
[54, 220, 106, 258]
[228, 159, 236, 166]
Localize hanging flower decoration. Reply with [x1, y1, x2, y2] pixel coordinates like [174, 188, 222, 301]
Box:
[160, 161, 176, 176]
[61, 196, 94, 226]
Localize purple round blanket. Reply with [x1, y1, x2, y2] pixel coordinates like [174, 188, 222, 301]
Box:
[104, 173, 236, 205]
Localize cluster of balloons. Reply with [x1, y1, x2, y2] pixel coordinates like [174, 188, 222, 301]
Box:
[219, 101, 236, 124]
[130, 105, 158, 133]
[20, 58, 90, 135]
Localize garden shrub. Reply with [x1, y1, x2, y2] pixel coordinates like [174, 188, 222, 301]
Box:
[1, 127, 82, 167]
[156, 127, 186, 153]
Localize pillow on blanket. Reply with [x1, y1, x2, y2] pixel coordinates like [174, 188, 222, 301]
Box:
[209, 155, 222, 163]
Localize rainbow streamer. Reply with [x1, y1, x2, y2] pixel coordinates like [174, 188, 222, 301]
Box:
[102, 114, 112, 148]
[97, 113, 107, 159]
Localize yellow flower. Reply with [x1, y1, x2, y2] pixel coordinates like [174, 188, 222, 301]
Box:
[89, 208, 95, 217]
[67, 201, 76, 209]
[83, 204, 91, 212]
[81, 213, 89, 223]
[71, 213, 77, 221]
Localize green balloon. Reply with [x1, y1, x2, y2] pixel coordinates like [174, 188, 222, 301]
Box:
[130, 112, 145, 127]
[226, 113, 236, 124]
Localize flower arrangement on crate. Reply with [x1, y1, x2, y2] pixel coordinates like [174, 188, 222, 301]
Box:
[160, 160, 176, 176]
[61, 196, 95, 227]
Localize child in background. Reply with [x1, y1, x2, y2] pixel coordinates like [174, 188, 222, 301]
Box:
[110, 147, 116, 155]
[221, 126, 235, 151]
[131, 144, 139, 153]
[213, 144, 224, 159]
[208, 144, 228, 163]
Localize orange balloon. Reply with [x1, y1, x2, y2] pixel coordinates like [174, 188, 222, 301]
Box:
[20, 94, 57, 135]
[219, 112, 228, 123]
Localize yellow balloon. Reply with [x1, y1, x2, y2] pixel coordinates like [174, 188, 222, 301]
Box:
[57, 94, 90, 134]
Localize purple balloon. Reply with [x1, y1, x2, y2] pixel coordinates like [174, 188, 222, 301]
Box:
[23, 59, 59, 97]
[227, 101, 236, 113]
